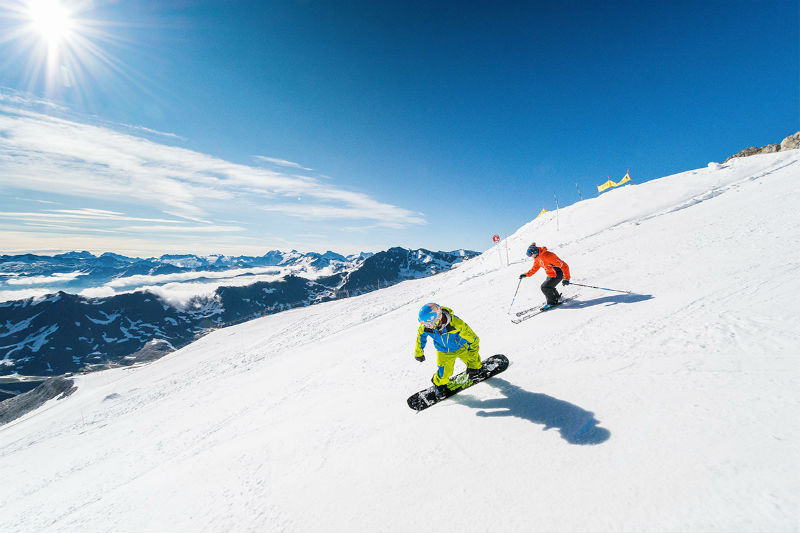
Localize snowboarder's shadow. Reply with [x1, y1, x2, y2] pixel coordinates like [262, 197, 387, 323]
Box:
[567, 292, 652, 309]
[455, 378, 611, 445]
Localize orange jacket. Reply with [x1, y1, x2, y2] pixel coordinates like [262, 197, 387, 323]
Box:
[524, 247, 570, 279]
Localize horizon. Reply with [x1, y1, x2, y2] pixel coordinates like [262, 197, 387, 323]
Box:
[0, 244, 474, 260]
[0, 1, 797, 257]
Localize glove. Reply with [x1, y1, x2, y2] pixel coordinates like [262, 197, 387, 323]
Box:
[519, 273, 526, 279]
[562, 279, 570, 286]
[415, 354, 425, 362]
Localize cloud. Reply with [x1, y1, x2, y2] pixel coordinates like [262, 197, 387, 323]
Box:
[86, 266, 314, 309]
[105, 266, 285, 289]
[0, 287, 54, 302]
[0, 209, 182, 224]
[120, 123, 186, 141]
[0, 100, 426, 229]
[13, 197, 59, 204]
[119, 225, 245, 233]
[260, 202, 425, 228]
[0, 88, 65, 111]
[77, 286, 117, 299]
[254, 155, 313, 171]
[0, 229, 284, 258]
[5, 271, 87, 285]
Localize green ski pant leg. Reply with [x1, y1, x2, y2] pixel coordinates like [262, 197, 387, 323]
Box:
[460, 337, 481, 370]
[459, 346, 482, 370]
[432, 346, 482, 386]
[433, 350, 457, 386]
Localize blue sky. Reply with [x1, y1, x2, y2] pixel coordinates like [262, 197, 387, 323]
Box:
[0, 0, 797, 257]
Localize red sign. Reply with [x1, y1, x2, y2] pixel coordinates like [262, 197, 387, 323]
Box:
[492, 234, 500, 243]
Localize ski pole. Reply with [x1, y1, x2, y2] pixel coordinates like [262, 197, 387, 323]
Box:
[570, 282, 631, 294]
[508, 278, 523, 313]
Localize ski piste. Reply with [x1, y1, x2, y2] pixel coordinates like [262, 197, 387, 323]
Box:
[407, 354, 509, 411]
[511, 294, 579, 324]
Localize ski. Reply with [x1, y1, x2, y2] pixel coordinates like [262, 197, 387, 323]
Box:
[511, 295, 578, 324]
[515, 306, 540, 317]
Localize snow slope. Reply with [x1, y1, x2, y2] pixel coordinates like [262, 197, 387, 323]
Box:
[1, 151, 799, 532]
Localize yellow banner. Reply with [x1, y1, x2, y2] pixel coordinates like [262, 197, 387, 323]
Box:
[597, 172, 631, 193]
[597, 180, 614, 193]
[536, 207, 547, 219]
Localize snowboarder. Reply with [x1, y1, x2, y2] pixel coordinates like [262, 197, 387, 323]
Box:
[415, 303, 484, 398]
[519, 243, 571, 309]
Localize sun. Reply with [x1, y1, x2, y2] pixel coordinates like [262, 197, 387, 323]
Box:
[0, 0, 145, 103]
[27, 0, 74, 45]
[0, 0, 129, 97]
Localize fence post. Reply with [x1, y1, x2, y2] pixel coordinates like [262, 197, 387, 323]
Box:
[554, 193, 560, 231]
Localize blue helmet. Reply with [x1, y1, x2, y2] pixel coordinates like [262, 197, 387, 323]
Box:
[526, 243, 540, 257]
[418, 303, 442, 328]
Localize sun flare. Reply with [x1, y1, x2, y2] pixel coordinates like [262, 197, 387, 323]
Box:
[28, 0, 73, 45]
[28, 0, 74, 45]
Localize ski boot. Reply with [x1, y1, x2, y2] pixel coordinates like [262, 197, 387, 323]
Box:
[542, 297, 562, 311]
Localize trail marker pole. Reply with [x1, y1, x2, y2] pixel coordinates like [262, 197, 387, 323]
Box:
[492, 234, 502, 269]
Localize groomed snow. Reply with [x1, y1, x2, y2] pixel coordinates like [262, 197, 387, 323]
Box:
[1, 151, 799, 532]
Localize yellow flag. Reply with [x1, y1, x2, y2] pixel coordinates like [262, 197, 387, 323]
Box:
[597, 171, 631, 193]
[536, 207, 547, 219]
[597, 180, 614, 193]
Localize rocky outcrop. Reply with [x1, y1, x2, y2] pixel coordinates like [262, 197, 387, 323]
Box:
[0, 377, 75, 426]
[724, 132, 800, 162]
[780, 132, 800, 151]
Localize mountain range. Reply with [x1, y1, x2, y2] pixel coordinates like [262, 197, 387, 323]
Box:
[0, 247, 477, 382]
[0, 249, 372, 295]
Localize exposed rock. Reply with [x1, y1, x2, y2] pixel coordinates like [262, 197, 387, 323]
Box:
[780, 132, 800, 151]
[725, 147, 760, 162]
[724, 132, 800, 162]
[0, 377, 76, 426]
[761, 144, 781, 154]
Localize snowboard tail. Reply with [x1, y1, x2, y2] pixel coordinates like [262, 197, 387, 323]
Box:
[407, 354, 509, 411]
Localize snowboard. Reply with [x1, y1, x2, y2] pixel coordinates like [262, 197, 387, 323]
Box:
[407, 354, 509, 412]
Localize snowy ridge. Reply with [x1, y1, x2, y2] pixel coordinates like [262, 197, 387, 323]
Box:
[0, 151, 798, 531]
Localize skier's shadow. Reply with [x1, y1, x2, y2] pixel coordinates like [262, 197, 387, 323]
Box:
[567, 292, 652, 309]
[455, 378, 611, 445]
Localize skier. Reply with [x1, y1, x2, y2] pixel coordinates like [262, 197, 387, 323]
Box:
[415, 303, 484, 398]
[519, 242, 571, 309]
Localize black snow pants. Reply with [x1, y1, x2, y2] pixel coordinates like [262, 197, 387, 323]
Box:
[541, 267, 563, 305]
